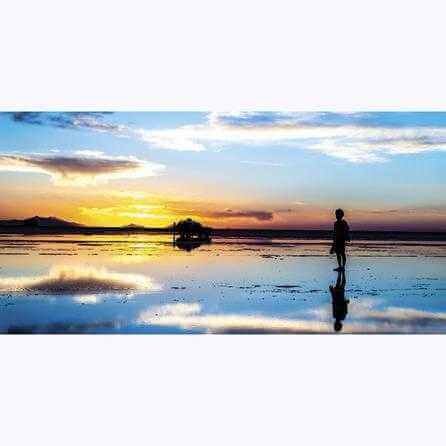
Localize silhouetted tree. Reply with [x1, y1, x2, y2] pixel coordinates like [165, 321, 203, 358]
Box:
[174, 218, 211, 241]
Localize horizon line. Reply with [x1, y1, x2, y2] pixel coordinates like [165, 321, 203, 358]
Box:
[0, 216, 445, 233]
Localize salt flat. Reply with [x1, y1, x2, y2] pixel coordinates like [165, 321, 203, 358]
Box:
[1, 234, 445, 334]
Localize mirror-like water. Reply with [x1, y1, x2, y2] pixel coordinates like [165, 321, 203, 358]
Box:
[1, 234, 446, 333]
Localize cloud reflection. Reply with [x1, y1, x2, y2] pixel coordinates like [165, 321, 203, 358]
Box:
[72, 294, 102, 304]
[138, 303, 332, 333]
[0, 265, 161, 298]
[7, 320, 121, 334]
[137, 301, 446, 333]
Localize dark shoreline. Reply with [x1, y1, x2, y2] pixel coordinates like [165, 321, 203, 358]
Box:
[0, 226, 445, 241]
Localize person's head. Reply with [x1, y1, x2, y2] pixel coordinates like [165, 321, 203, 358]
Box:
[335, 208, 344, 221]
[334, 320, 343, 332]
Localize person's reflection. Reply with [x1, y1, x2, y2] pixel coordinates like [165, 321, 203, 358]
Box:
[329, 270, 349, 332]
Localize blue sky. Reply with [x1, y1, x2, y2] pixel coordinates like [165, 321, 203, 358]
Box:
[0, 112, 445, 230]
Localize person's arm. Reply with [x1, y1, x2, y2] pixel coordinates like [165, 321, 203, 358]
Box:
[330, 222, 336, 253]
[345, 222, 351, 242]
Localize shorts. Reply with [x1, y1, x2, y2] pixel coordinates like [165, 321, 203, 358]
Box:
[333, 241, 346, 254]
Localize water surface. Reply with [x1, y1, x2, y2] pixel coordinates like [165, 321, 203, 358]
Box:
[1, 234, 446, 333]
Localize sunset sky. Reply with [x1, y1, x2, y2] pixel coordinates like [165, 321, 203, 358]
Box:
[1, 111, 445, 230]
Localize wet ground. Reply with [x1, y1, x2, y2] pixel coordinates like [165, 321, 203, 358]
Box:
[1, 234, 446, 333]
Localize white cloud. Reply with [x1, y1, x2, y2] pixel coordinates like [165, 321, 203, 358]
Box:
[13, 112, 446, 163]
[73, 150, 105, 157]
[14, 112, 446, 163]
[0, 151, 164, 185]
[240, 160, 286, 167]
[138, 128, 207, 152]
[138, 112, 446, 162]
[11, 112, 133, 137]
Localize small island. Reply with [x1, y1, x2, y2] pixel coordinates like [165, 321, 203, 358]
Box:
[173, 218, 212, 250]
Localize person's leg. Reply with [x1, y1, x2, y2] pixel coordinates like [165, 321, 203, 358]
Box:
[336, 253, 342, 268]
[336, 270, 342, 287]
[341, 252, 346, 267]
[340, 270, 346, 288]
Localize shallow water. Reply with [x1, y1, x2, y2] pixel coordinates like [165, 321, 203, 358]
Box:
[1, 234, 446, 333]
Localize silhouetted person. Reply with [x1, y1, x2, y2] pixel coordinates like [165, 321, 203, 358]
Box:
[329, 270, 349, 332]
[330, 208, 350, 271]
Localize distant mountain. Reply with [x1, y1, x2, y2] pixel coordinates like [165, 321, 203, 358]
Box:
[0, 219, 24, 226]
[0, 216, 83, 227]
